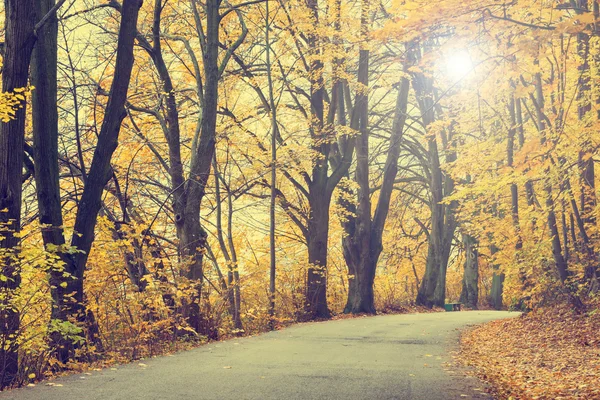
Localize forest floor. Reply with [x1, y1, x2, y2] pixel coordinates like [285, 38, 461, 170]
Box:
[460, 304, 600, 399]
[0, 311, 515, 400]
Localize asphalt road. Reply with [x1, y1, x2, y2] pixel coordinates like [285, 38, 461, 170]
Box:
[1, 311, 518, 400]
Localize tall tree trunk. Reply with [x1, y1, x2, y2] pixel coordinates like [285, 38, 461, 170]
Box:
[0, 0, 36, 388]
[68, 0, 142, 348]
[576, 0, 599, 289]
[180, 0, 221, 333]
[413, 57, 451, 308]
[213, 162, 243, 332]
[31, 0, 83, 363]
[460, 235, 479, 309]
[533, 70, 570, 283]
[344, 52, 411, 314]
[435, 127, 458, 305]
[342, 0, 372, 314]
[490, 256, 504, 310]
[306, 192, 331, 319]
[303, 0, 331, 320]
[266, 0, 277, 328]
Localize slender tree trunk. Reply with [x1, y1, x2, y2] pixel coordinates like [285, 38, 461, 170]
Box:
[576, 0, 598, 289]
[212, 163, 237, 329]
[0, 0, 36, 387]
[533, 71, 570, 283]
[224, 173, 243, 332]
[266, 0, 277, 328]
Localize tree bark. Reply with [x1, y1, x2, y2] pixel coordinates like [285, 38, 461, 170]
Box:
[306, 192, 332, 318]
[412, 56, 455, 308]
[301, 0, 336, 319]
[178, 0, 221, 333]
[490, 269, 505, 310]
[30, 0, 85, 363]
[344, 56, 411, 314]
[575, 0, 598, 289]
[0, 0, 36, 388]
[460, 235, 479, 309]
[67, 0, 142, 348]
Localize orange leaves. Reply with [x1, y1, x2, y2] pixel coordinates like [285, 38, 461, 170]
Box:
[461, 305, 600, 399]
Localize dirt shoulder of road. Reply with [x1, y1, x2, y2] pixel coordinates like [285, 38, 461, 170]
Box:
[459, 305, 600, 399]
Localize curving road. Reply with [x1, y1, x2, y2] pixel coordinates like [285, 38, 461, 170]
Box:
[0, 311, 518, 400]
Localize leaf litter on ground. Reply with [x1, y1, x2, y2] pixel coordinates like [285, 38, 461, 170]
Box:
[460, 303, 600, 399]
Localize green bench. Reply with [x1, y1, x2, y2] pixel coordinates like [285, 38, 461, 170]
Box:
[444, 303, 462, 312]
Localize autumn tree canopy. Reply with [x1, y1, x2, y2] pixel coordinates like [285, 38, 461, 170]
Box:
[0, 0, 599, 389]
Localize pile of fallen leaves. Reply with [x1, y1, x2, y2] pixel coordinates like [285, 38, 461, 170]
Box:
[460, 304, 600, 399]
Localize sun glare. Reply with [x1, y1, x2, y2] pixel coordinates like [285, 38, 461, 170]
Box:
[445, 51, 474, 82]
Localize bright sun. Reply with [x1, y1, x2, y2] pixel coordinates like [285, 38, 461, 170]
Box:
[445, 51, 474, 81]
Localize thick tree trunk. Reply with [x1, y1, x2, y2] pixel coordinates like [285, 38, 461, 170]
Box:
[460, 235, 479, 309]
[306, 192, 331, 319]
[302, 0, 333, 320]
[416, 197, 445, 308]
[416, 133, 447, 308]
[411, 51, 456, 308]
[344, 256, 377, 314]
[0, 0, 36, 387]
[342, 2, 372, 314]
[490, 272, 505, 310]
[344, 60, 411, 314]
[435, 146, 457, 306]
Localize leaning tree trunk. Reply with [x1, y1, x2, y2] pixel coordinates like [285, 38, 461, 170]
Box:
[0, 0, 36, 388]
[68, 0, 142, 349]
[459, 234, 479, 309]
